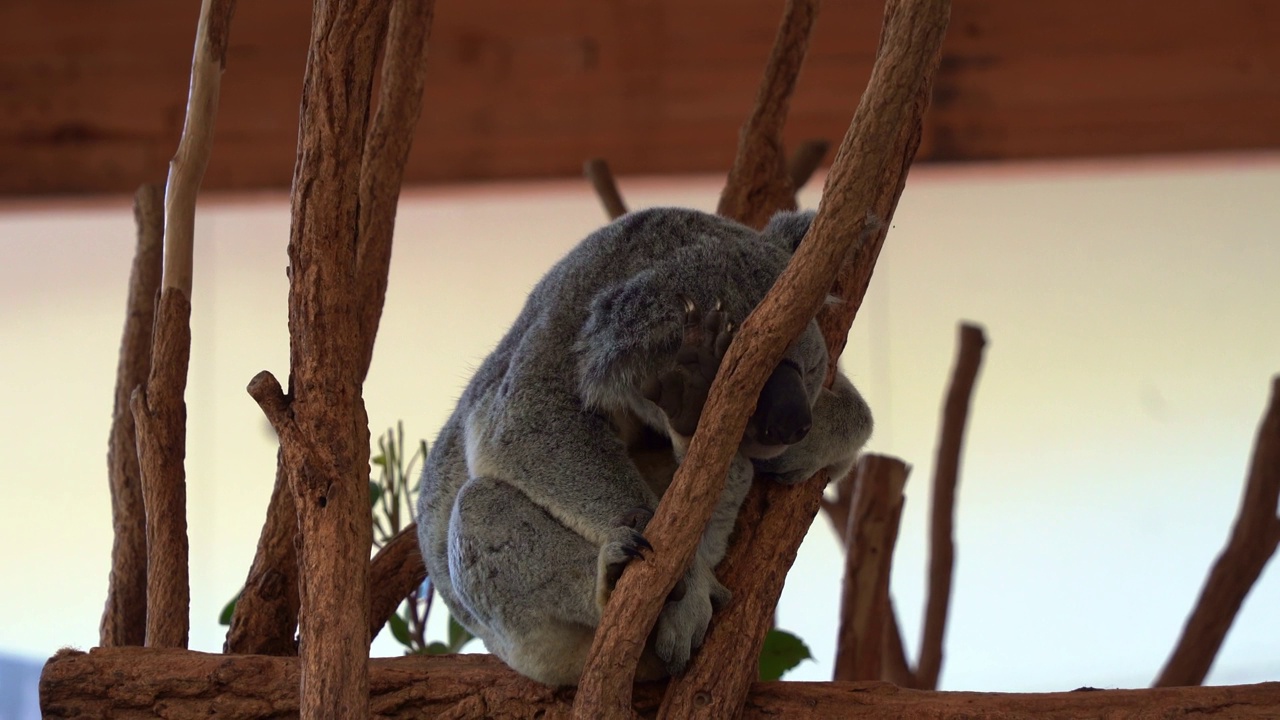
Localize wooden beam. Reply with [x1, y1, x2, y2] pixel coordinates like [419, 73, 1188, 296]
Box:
[3, 0, 1278, 196]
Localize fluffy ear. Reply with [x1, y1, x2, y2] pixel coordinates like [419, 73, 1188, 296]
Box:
[761, 210, 816, 253]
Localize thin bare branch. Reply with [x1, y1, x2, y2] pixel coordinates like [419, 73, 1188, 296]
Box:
[716, 0, 818, 229]
[916, 322, 986, 689]
[1155, 375, 1280, 687]
[100, 184, 163, 648]
[660, 2, 950, 716]
[584, 158, 629, 220]
[833, 455, 909, 681]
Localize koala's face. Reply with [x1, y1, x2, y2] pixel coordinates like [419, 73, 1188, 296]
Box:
[740, 322, 828, 459]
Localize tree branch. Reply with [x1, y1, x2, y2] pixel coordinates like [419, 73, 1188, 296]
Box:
[368, 525, 428, 642]
[916, 322, 986, 689]
[715, 0, 817, 229]
[40, 648, 1280, 719]
[1155, 375, 1280, 687]
[659, 2, 950, 717]
[833, 455, 909, 681]
[100, 184, 164, 648]
[584, 158, 629, 220]
[787, 139, 830, 193]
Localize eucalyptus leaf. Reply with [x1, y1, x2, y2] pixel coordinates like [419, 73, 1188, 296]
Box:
[757, 628, 812, 681]
[387, 612, 412, 647]
[218, 593, 240, 627]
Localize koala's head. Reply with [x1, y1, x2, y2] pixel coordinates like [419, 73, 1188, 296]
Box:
[740, 321, 828, 459]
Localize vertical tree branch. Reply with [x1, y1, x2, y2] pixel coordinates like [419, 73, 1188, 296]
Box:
[1155, 376, 1280, 687]
[130, 0, 237, 650]
[916, 322, 986, 690]
[715, 0, 818, 230]
[833, 455, 909, 681]
[100, 184, 164, 648]
[660, 2, 950, 717]
[584, 158, 629, 220]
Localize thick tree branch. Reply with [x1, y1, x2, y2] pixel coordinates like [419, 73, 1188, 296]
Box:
[660, 2, 950, 717]
[368, 525, 428, 641]
[715, 0, 817, 229]
[916, 322, 986, 690]
[584, 158, 629, 220]
[833, 455, 909, 681]
[40, 648, 1280, 719]
[1155, 375, 1280, 687]
[101, 184, 164, 648]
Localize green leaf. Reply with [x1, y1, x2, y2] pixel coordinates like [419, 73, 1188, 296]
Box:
[371, 452, 387, 469]
[757, 629, 812, 681]
[369, 480, 383, 508]
[425, 641, 450, 655]
[387, 612, 412, 647]
[218, 593, 241, 627]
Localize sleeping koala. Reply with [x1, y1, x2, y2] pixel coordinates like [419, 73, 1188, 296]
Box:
[416, 207, 872, 686]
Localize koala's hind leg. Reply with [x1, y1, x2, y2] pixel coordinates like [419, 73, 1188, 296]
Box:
[449, 476, 661, 685]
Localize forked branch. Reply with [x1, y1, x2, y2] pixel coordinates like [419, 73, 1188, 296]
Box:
[585, 158, 629, 220]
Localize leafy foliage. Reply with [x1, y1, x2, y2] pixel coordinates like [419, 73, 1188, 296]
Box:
[758, 628, 812, 681]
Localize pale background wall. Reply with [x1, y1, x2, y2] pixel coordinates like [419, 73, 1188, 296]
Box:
[1, 155, 1277, 694]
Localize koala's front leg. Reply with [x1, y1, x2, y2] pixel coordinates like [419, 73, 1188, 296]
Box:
[642, 298, 734, 446]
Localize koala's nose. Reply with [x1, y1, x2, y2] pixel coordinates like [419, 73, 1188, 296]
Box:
[753, 361, 812, 446]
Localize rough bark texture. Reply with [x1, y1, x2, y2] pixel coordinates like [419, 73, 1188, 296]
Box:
[714, 0, 816, 229]
[368, 525, 428, 642]
[283, 0, 389, 714]
[100, 183, 164, 648]
[916, 322, 986, 689]
[584, 158, 628, 220]
[658, 2, 950, 718]
[229, 0, 433, 660]
[130, 288, 193, 649]
[39, 647, 1280, 719]
[1155, 375, 1280, 687]
[833, 455, 909, 681]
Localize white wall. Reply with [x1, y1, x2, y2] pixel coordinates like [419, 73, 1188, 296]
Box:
[0, 154, 1276, 692]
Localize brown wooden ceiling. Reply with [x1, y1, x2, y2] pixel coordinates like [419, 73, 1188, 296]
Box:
[3, 0, 1278, 197]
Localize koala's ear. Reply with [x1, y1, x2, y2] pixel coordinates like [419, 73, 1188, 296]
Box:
[761, 210, 817, 253]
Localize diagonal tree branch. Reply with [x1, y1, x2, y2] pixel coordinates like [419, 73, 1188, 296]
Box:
[100, 183, 164, 648]
[660, 2, 950, 716]
[584, 158, 629, 220]
[1155, 375, 1280, 687]
[916, 322, 986, 690]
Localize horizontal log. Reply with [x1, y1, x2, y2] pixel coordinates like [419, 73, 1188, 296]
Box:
[3, 0, 1278, 196]
[39, 647, 1280, 719]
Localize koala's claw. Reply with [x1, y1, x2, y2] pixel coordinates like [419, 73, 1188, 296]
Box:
[595, 507, 655, 610]
[643, 299, 736, 438]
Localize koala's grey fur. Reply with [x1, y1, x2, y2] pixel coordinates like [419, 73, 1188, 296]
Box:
[416, 207, 872, 686]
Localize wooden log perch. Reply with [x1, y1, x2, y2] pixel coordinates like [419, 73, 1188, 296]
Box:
[658, 2, 950, 718]
[100, 184, 164, 648]
[834, 455, 910, 681]
[1155, 375, 1280, 687]
[715, 0, 816, 230]
[584, 158, 629, 220]
[916, 321, 986, 690]
[39, 647, 1280, 719]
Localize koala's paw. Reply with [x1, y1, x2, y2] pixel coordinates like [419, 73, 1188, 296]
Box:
[653, 564, 726, 675]
[642, 298, 735, 438]
[595, 507, 653, 611]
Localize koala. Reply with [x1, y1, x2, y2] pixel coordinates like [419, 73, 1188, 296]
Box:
[416, 207, 872, 687]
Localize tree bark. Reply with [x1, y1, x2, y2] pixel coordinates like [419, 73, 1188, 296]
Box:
[916, 322, 986, 689]
[833, 455, 909, 681]
[659, 2, 950, 717]
[100, 183, 164, 648]
[40, 647, 1280, 719]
